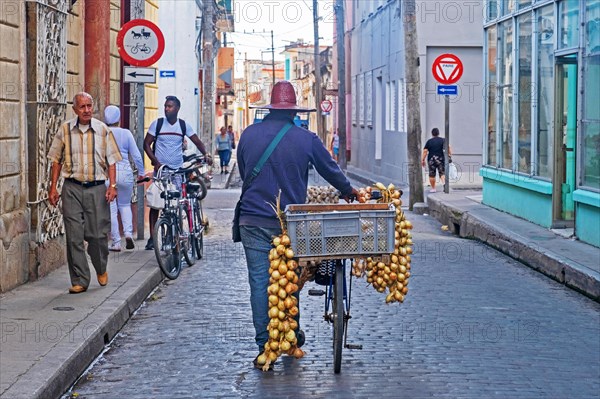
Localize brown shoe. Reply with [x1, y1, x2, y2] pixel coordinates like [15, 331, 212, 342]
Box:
[97, 272, 108, 286]
[69, 285, 87, 294]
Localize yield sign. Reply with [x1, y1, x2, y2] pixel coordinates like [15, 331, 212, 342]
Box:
[432, 53, 463, 85]
[320, 100, 332, 113]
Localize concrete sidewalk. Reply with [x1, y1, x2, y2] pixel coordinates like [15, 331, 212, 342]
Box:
[0, 162, 236, 399]
[0, 243, 162, 399]
[425, 190, 600, 302]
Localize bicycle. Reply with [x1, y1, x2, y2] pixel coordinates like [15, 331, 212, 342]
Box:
[287, 193, 389, 373]
[151, 166, 191, 279]
[179, 154, 210, 261]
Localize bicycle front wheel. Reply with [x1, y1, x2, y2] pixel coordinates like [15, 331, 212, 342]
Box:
[154, 217, 181, 279]
[179, 206, 195, 267]
[191, 198, 204, 260]
[333, 260, 345, 373]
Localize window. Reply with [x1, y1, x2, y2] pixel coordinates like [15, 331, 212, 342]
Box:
[386, 82, 391, 130]
[558, 0, 579, 49]
[397, 79, 406, 132]
[359, 74, 365, 126]
[517, 12, 533, 173]
[352, 76, 357, 125]
[486, 26, 498, 166]
[487, 0, 499, 21]
[501, 0, 516, 16]
[518, 0, 532, 10]
[585, 0, 600, 55]
[385, 81, 396, 131]
[582, 3, 600, 189]
[499, 20, 514, 169]
[537, 5, 554, 178]
[366, 71, 373, 127]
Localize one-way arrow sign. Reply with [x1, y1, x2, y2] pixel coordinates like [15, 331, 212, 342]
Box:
[124, 67, 156, 83]
[437, 85, 458, 95]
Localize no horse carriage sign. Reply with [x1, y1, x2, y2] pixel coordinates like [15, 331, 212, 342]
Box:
[117, 19, 165, 67]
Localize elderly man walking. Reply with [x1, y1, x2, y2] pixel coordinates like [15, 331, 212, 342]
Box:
[47, 92, 122, 294]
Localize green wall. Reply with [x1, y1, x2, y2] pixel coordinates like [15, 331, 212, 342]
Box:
[481, 168, 553, 227]
[573, 190, 600, 247]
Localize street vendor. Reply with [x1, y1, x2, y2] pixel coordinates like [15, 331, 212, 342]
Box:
[236, 80, 358, 371]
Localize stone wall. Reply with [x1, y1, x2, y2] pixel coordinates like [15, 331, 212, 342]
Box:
[0, 1, 30, 292]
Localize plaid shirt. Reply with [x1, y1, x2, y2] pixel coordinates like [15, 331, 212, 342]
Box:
[47, 117, 122, 182]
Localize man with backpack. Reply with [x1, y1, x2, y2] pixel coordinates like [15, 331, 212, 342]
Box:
[143, 95, 211, 250]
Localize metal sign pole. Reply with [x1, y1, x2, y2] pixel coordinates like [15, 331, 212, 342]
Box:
[444, 94, 450, 194]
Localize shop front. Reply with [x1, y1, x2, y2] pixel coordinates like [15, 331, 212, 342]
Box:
[481, 0, 599, 247]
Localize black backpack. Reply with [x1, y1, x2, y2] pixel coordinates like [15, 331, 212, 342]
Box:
[151, 117, 187, 153]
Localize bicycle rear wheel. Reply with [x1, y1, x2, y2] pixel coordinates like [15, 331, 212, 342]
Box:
[191, 198, 204, 259]
[333, 260, 345, 373]
[154, 217, 181, 279]
[179, 206, 195, 267]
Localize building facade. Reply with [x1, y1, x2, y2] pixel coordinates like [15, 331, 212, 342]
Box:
[346, 0, 484, 188]
[482, 0, 599, 247]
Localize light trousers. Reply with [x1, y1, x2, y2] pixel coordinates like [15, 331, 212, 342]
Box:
[107, 164, 135, 243]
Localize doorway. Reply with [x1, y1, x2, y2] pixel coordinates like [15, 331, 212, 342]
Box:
[552, 56, 577, 227]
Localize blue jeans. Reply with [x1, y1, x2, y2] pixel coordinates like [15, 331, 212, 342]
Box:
[240, 225, 288, 352]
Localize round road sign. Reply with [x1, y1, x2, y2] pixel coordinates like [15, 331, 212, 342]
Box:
[432, 53, 464, 85]
[320, 100, 332, 113]
[117, 19, 165, 67]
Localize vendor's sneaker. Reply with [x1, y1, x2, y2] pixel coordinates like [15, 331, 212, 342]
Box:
[253, 353, 274, 371]
[296, 329, 305, 348]
[108, 242, 121, 252]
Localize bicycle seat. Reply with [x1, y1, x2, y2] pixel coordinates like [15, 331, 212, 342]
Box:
[186, 182, 202, 194]
[160, 190, 181, 200]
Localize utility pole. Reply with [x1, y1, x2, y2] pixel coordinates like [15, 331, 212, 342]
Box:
[223, 33, 228, 129]
[403, 0, 424, 209]
[313, 0, 324, 143]
[335, 0, 347, 170]
[271, 30, 276, 86]
[201, 0, 215, 152]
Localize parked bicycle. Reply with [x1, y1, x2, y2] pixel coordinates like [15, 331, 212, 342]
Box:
[151, 166, 191, 279]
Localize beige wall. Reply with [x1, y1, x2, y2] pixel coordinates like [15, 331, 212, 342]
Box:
[66, 2, 84, 118]
[0, 0, 30, 292]
[110, 1, 121, 107]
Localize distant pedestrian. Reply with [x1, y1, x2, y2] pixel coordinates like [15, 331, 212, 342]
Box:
[47, 92, 122, 294]
[227, 125, 236, 149]
[103, 105, 146, 252]
[421, 127, 452, 193]
[216, 126, 233, 174]
[143, 95, 211, 250]
[330, 130, 340, 162]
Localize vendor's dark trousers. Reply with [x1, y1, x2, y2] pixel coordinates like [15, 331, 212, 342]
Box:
[62, 180, 110, 288]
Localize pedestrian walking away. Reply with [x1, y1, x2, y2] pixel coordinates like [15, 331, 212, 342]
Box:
[227, 125, 236, 149]
[47, 92, 122, 294]
[143, 95, 211, 250]
[421, 127, 452, 193]
[330, 129, 340, 162]
[216, 126, 233, 174]
[103, 105, 146, 251]
[236, 80, 359, 371]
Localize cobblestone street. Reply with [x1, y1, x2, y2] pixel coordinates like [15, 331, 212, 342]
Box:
[65, 187, 600, 399]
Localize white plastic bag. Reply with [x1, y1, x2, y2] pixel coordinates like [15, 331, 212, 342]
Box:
[448, 162, 459, 181]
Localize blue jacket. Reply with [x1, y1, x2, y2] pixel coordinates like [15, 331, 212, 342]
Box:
[237, 112, 352, 228]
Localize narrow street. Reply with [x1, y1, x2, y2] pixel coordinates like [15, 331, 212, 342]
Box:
[64, 182, 600, 399]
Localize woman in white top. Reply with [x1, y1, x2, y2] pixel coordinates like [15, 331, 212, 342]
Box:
[104, 105, 146, 251]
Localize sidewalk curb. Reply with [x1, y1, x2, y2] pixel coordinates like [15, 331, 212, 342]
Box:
[427, 195, 600, 302]
[2, 265, 163, 399]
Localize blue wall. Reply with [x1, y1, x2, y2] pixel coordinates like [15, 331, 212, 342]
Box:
[573, 190, 600, 247]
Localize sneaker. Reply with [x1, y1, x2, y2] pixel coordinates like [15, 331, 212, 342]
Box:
[224, 170, 229, 174]
[125, 237, 135, 250]
[253, 353, 274, 371]
[296, 329, 305, 348]
[109, 242, 121, 252]
[429, 189, 436, 193]
[145, 237, 154, 250]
